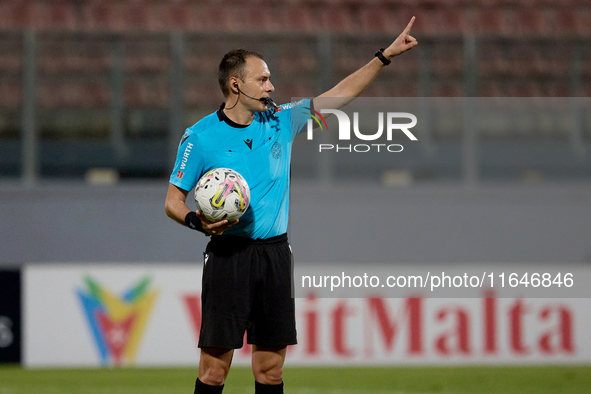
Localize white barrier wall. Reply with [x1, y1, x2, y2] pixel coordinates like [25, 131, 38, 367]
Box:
[24, 264, 591, 367]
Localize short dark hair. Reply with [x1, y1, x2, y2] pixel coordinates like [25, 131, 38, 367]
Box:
[218, 49, 264, 97]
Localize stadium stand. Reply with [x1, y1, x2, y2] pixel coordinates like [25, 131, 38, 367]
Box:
[0, 1, 587, 34]
[0, 0, 589, 178]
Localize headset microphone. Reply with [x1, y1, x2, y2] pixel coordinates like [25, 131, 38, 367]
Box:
[234, 83, 277, 111]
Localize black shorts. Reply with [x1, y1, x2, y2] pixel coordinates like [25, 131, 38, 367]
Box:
[198, 233, 297, 349]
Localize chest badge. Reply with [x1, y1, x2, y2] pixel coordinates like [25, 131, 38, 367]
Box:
[244, 139, 253, 150]
[271, 141, 281, 159]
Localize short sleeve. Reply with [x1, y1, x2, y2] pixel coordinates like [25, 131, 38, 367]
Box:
[274, 98, 312, 140]
[169, 130, 203, 192]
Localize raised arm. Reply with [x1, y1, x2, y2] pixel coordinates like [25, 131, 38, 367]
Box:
[313, 17, 418, 112]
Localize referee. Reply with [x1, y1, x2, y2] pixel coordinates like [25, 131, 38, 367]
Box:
[165, 17, 417, 394]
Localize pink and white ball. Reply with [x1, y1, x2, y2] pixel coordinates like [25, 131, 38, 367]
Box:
[194, 168, 250, 222]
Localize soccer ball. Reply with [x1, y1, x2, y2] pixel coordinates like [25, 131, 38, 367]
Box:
[194, 168, 250, 222]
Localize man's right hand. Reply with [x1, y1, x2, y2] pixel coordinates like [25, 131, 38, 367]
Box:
[196, 211, 239, 236]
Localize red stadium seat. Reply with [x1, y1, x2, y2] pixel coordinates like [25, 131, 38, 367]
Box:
[185, 82, 224, 107]
[363, 82, 419, 98]
[0, 82, 21, 108]
[319, 6, 356, 33]
[431, 82, 463, 97]
[549, 10, 579, 35]
[82, 1, 110, 30]
[359, 7, 395, 33]
[408, 9, 433, 35]
[0, 48, 22, 74]
[48, 3, 78, 30]
[125, 3, 150, 30]
[545, 83, 570, 97]
[277, 82, 316, 100]
[279, 5, 317, 33]
[276, 41, 317, 74]
[186, 4, 233, 32]
[476, 7, 510, 35]
[185, 54, 220, 74]
[411, 8, 468, 35]
[37, 82, 110, 108]
[514, 8, 547, 35]
[551, 8, 591, 36]
[507, 82, 544, 97]
[384, 56, 420, 78]
[244, 6, 279, 32]
[438, 8, 469, 35]
[478, 82, 505, 97]
[514, 46, 544, 77]
[3, 1, 31, 28]
[125, 53, 169, 74]
[37, 53, 111, 74]
[430, 52, 463, 77]
[161, 3, 191, 31]
[125, 79, 169, 108]
[478, 43, 510, 77]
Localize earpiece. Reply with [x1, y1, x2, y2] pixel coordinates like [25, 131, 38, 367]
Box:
[230, 82, 275, 110]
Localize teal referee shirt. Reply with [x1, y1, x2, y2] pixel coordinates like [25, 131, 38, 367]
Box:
[169, 99, 312, 239]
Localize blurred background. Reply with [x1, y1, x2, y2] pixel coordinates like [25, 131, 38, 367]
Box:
[0, 0, 590, 182]
[0, 2, 589, 262]
[1, 0, 591, 374]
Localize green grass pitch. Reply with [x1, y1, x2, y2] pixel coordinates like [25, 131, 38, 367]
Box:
[1, 365, 590, 394]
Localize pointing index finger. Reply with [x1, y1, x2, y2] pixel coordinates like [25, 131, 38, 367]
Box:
[404, 16, 416, 34]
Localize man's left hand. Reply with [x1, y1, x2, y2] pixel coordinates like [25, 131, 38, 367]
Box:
[383, 16, 418, 59]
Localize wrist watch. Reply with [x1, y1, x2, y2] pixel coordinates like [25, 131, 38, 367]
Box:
[375, 48, 391, 66]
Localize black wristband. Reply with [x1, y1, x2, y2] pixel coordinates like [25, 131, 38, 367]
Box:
[375, 48, 391, 65]
[185, 211, 204, 233]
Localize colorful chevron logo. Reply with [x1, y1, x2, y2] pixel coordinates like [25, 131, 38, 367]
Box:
[305, 107, 329, 131]
[77, 276, 158, 365]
